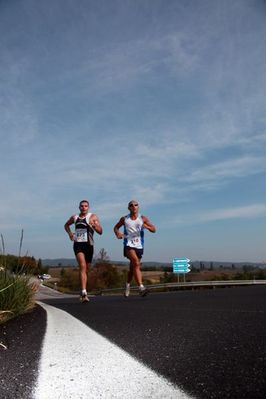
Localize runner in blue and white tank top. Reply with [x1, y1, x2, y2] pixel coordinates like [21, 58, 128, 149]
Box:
[114, 200, 156, 297]
[123, 213, 144, 252]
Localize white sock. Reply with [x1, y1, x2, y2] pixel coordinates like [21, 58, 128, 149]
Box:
[81, 289, 87, 295]
[139, 284, 145, 291]
[126, 283, 130, 288]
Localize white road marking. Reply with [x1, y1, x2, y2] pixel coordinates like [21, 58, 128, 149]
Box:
[34, 302, 193, 399]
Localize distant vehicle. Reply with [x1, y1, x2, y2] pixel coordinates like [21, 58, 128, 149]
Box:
[38, 274, 51, 280]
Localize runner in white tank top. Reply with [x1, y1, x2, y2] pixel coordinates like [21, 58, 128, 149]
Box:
[123, 213, 144, 250]
[114, 200, 156, 297]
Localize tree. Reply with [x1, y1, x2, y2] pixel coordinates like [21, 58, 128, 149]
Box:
[88, 263, 125, 291]
[95, 248, 109, 263]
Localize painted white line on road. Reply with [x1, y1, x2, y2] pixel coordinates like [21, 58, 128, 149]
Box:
[34, 302, 193, 399]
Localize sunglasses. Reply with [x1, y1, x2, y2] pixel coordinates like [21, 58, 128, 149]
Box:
[129, 203, 138, 207]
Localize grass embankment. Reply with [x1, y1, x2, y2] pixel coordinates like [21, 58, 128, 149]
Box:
[0, 273, 36, 324]
[0, 231, 37, 325]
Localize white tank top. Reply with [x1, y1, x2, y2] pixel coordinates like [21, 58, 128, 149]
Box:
[123, 214, 144, 249]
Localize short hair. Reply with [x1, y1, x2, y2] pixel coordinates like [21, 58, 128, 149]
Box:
[79, 200, 89, 207]
[128, 199, 139, 206]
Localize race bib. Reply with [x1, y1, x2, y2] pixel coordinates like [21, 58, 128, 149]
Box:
[75, 229, 88, 242]
[128, 236, 140, 247]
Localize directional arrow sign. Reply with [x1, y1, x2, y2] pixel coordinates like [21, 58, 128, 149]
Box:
[173, 268, 191, 274]
[173, 263, 190, 269]
[173, 257, 191, 273]
[173, 265, 191, 270]
[173, 258, 190, 263]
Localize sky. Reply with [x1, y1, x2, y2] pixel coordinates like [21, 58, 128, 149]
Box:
[0, 0, 266, 264]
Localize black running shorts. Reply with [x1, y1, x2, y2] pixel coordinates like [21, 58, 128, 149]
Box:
[124, 246, 143, 259]
[73, 242, 94, 263]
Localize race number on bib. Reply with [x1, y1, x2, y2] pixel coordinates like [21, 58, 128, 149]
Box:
[128, 237, 140, 247]
[75, 229, 88, 242]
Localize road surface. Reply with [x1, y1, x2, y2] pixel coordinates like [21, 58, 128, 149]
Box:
[39, 285, 266, 398]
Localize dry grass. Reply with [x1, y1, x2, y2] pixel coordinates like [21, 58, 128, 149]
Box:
[0, 310, 14, 324]
[0, 230, 36, 324]
[142, 270, 165, 283]
[48, 266, 77, 278]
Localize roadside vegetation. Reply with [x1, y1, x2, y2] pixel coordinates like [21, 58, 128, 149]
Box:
[55, 262, 128, 293]
[45, 248, 266, 295]
[46, 248, 153, 294]
[0, 273, 36, 324]
[162, 266, 266, 284]
[0, 231, 46, 324]
[49, 248, 129, 293]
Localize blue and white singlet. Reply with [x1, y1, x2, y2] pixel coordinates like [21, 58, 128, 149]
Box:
[123, 214, 144, 249]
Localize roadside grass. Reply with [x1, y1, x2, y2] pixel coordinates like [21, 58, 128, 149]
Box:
[0, 231, 37, 324]
[0, 274, 36, 324]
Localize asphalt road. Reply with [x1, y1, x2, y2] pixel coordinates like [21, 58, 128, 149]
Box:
[0, 304, 46, 399]
[42, 285, 266, 399]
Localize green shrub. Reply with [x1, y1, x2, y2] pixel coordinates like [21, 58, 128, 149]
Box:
[57, 263, 127, 292]
[59, 269, 80, 292]
[0, 273, 36, 324]
[0, 230, 37, 324]
[88, 263, 127, 291]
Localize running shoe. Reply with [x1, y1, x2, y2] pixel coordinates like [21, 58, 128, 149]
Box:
[80, 294, 90, 303]
[124, 284, 130, 298]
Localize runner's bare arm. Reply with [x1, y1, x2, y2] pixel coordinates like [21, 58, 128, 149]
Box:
[113, 217, 125, 239]
[142, 216, 156, 233]
[64, 216, 75, 241]
[90, 214, 103, 235]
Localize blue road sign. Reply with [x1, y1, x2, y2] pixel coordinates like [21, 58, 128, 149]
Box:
[173, 268, 191, 274]
[173, 267, 190, 272]
[173, 257, 191, 273]
[173, 257, 190, 263]
[173, 263, 189, 268]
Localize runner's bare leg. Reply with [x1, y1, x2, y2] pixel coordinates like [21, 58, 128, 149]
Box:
[76, 252, 89, 291]
[126, 249, 142, 286]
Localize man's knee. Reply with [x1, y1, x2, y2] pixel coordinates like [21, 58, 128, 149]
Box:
[129, 257, 140, 268]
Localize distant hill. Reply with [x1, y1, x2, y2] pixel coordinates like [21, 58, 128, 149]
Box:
[41, 258, 170, 268]
[42, 258, 266, 269]
[191, 260, 266, 269]
[42, 258, 78, 267]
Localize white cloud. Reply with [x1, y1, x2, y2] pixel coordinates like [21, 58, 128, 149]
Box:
[198, 204, 266, 222]
[170, 203, 266, 226]
[182, 156, 266, 184]
[0, 55, 39, 146]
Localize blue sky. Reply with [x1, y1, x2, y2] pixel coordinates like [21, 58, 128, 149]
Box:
[0, 0, 266, 263]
